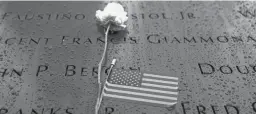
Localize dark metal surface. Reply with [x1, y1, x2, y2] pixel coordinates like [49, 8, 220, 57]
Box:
[0, 1, 255, 114]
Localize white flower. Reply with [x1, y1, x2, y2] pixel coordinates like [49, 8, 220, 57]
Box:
[95, 2, 128, 31]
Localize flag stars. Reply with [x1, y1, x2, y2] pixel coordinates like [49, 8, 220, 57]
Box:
[108, 68, 142, 86]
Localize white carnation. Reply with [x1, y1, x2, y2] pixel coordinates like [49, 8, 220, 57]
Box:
[95, 2, 128, 31]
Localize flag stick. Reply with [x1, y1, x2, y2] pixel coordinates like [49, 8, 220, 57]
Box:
[95, 58, 117, 114]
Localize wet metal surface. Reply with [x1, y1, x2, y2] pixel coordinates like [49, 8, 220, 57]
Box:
[0, 1, 256, 114]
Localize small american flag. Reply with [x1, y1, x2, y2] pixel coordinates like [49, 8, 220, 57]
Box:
[103, 68, 179, 107]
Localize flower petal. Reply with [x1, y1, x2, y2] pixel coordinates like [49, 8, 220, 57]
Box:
[95, 2, 128, 31]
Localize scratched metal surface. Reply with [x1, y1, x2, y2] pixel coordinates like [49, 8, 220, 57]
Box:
[0, 1, 256, 114]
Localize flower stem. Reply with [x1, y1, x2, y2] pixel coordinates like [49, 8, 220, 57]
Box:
[95, 60, 115, 114]
[95, 24, 111, 114]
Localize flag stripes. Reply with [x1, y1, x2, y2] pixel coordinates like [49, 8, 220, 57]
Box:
[143, 73, 179, 80]
[105, 82, 178, 95]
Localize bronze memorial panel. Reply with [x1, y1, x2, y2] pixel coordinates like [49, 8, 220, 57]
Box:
[0, 1, 255, 114]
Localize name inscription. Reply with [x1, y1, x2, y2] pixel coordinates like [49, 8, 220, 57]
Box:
[1, 35, 256, 47]
[1, 12, 195, 21]
[2, 101, 256, 114]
